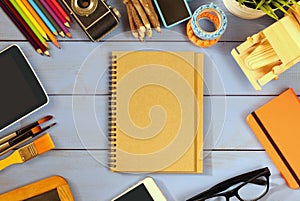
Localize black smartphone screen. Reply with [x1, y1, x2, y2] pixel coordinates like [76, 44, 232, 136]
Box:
[0, 45, 48, 131]
[155, 0, 190, 26]
[115, 184, 154, 201]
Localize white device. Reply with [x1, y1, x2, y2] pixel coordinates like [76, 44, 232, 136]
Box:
[111, 177, 167, 201]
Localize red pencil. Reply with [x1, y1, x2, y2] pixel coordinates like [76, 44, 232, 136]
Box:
[51, 0, 71, 22]
[1, 0, 49, 56]
[45, 0, 70, 28]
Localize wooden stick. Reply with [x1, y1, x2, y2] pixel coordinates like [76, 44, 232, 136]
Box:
[131, 0, 152, 37]
[128, 1, 145, 40]
[144, 0, 160, 32]
[126, 3, 139, 38]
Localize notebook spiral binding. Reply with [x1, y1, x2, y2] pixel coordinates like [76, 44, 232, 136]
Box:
[109, 55, 117, 168]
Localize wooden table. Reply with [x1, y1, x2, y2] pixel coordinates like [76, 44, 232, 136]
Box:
[0, 0, 300, 200]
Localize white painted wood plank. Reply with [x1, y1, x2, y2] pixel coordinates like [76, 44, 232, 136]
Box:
[0, 41, 299, 96]
[0, 96, 280, 150]
[0, 150, 298, 201]
[0, 0, 274, 41]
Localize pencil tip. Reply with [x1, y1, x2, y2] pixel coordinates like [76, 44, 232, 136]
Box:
[66, 16, 71, 22]
[54, 41, 60, 49]
[53, 31, 58, 36]
[44, 50, 50, 57]
[37, 49, 43, 55]
[59, 31, 65, 37]
[66, 32, 72, 38]
[64, 22, 70, 28]
[44, 35, 49, 40]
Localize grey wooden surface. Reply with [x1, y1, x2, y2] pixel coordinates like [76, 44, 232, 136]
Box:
[0, 0, 300, 200]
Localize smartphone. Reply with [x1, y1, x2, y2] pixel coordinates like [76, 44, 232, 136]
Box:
[153, 0, 192, 28]
[111, 177, 167, 201]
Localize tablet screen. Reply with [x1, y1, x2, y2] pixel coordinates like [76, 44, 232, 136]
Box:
[0, 45, 48, 131]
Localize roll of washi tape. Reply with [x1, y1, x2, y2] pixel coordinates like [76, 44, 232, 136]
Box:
[187, 3, 227, 48]
[187, 12, 221, 47]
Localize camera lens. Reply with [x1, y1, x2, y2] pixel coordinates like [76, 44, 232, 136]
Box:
[77, 0, 90, 8]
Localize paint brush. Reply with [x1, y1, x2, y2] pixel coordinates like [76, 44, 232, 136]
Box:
[0, 115, 53, 145]
[0, 123, 56, 156]
[0, 134, 55, 171]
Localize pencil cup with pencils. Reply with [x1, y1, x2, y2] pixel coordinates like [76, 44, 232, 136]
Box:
[123, 0, 161, 41]
[61, 0, 121, 41]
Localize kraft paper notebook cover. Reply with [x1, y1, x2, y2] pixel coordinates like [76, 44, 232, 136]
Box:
[247, 88, 300, 189]
[109, 51, 203, 173]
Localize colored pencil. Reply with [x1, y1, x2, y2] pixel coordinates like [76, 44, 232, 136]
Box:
[40, 0, 71, 38]
[0, 0, 44, 55]
[33, 0, 65, 37]
[15, 0, 48, 40]
[21, 0, 60, 48]
[2, 0, 49, 55]
[28, 0, 57, 36]
[46, 0, 70, 28]
[9, 0, 49, 49]
[51, 0, 71, 22]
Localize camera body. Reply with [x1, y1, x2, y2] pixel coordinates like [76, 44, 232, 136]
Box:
[61, 0, 121, 41]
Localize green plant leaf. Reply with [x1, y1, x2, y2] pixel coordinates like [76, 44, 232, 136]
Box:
[271, 1, 290, 15]
[256, 0, 266, 9]
[260, 4, 279, 20]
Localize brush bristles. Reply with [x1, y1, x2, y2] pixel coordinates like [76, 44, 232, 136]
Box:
[33, 133, 55, 155]
[38, 115, 53, 124]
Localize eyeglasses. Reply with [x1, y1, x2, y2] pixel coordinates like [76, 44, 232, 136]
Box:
[186, 167, 271, 201]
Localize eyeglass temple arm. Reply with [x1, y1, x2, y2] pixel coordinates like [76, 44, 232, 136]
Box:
[186, 167, 270, 201]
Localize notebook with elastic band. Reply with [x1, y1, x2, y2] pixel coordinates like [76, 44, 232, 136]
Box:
[247, 88, 300, 189]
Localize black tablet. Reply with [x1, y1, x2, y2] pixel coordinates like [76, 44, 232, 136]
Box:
[0, 45, 48, 132]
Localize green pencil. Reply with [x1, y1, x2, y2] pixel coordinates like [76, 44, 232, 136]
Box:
[9, 0, 49, 49]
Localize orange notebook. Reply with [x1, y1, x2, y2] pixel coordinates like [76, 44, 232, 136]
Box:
[247, 88, 300, 189]
[109, 51, 203, 173]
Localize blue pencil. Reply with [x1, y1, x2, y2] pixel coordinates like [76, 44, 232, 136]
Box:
[28, 0, 57, 36]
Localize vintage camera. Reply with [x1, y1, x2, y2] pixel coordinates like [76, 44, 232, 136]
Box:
[61, 0, 121, 41]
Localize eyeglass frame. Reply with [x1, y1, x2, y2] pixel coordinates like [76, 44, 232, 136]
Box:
[186, 167, 271, 201]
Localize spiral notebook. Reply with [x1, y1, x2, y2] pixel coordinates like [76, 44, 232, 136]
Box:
[247, 88, 300, 189]
[109, 51, 203, 173]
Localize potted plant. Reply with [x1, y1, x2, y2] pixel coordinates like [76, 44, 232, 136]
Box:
[223, 0, 298, 20]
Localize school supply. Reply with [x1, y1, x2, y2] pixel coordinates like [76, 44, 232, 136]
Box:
[0, 175, 74, 201]
[247, 88, 300, 189]
[0, 120, 56, 156]
[111, 177, 167, 201]
[123, 0, 161, 41]
[153, 0, 192, 28]
[28, 0, 58, 36]
[32, 0, 65, 37]
[231, 5, 300, 90]
[0, 115, 52, 145]
[186, 167, 271, 201]
[20, 0, 60, 48]
[0, 45, 49, 132]
[51, 0, 71, 23]
[109, 51, 204, 173]
[187, 3, 227, 48]
[0, 133, 54, 171]
[40, 0, 71, 38]
[0, 0, 49, 55]
[1, 0, 72, 56]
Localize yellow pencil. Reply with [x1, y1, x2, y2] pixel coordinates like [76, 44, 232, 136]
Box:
[15, 0, 48, 40]
[20, 0, 60, 48]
